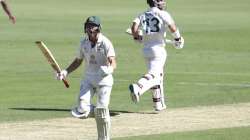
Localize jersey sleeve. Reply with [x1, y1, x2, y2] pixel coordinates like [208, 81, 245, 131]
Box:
[161, 11, 175, 26]
[105, 39, 115, 57]
[76, 40, 85, 59]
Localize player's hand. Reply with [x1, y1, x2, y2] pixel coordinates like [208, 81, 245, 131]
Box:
[56, 70, 68, 80]
[134, 36, 143, 43]
[9, 15, 16, 24]
[133, 30, 143, 43]
[99, 66, 113, 76]
[173, 36, 184, 49]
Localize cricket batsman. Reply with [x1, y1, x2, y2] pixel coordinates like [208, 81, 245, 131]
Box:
[0, 0, 15, 24]
[57, 16, 116, 140]
[129, 0, 184, 111]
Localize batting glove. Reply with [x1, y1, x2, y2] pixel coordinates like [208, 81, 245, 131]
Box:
[56, 70, 68, 80]
[99, 66, 113, 76]
[133, 30, 143, 43]
[173, 36, 184, 49]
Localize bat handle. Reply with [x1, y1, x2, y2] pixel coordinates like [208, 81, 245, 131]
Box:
[62, 79, 70, 88]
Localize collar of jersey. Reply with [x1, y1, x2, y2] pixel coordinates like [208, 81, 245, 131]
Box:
[149, 7, 160, 11]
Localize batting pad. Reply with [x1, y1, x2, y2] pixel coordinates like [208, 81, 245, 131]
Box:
[151, 85, 166, 111]
[94, 108, 111, 140]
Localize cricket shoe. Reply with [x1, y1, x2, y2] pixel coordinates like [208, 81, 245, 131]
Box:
[154, 104, 166, 111]
[71, 107, 89, 119]
[129, 84, 140, 103]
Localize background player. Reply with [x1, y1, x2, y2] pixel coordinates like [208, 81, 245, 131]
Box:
[129, 0, 184, 111]
[57, 16, 116, 140]
[0, 0, 15, 24]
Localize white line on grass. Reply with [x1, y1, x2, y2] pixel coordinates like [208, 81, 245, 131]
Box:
[115, 79, 250, 88]
[119, 71, 250, 76]
[169, 71, 250, 76]
[177, 82, 250, 87]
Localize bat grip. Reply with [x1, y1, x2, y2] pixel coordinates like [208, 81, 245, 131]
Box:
[62, 79, 69, 88]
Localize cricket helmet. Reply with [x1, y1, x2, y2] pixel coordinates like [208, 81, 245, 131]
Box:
[147, 0, 166, 10]
[84, 16, 101, 33]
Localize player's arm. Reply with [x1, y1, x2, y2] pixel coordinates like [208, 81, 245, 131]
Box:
[56, 58, 83, 80]
[0, 0, 16, 24]
[99, 56, 116, 76]
[168, 24, 180, 40]
[131, 22, 142, 41]
[108, 56, 116, 70]
[99, 39, 116, 76]
[65, 58, 83, 74]
[168, 23, 184, 49]
[163, 11, 184, 49]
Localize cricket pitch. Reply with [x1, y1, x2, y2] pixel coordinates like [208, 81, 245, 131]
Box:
[0, 102, 250, 140]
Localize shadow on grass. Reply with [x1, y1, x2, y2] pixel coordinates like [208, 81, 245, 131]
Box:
[10, 108, 69, 112]
[111, 110, 158, 114]
[9, 108, 158, 117]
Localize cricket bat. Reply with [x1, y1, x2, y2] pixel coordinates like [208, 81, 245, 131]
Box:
[35, 41, 69, 88]
[125, 28, 174, 45]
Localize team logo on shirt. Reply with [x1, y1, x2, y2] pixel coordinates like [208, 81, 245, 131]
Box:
[89, 55, 97, 64]
[90, 55, 95, 59]
[84, 46, 89, 53]
[97, 44, 105, 54]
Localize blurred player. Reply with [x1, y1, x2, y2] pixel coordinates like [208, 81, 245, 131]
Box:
[129, 0, 184, 111]
[0, 0, 15, 24]
[57, 16, 116, 140]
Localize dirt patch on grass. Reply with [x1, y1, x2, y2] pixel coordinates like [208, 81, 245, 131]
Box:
[1, 103, 250, 140]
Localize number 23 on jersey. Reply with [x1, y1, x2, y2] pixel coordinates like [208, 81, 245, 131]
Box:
[142, 13, 161, 34]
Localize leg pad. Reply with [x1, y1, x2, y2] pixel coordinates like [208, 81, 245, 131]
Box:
[95, 108, 111, 140]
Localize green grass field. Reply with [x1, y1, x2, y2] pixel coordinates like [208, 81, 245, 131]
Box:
[1, 0, 250, 139]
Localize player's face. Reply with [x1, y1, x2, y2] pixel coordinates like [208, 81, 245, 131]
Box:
[156, 0, 166, 10]
[85, 24, 99, 41]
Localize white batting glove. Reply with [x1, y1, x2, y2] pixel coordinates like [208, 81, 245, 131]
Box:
[173, 36, 184, 49]
[99, 66, 113, 76]
[56, 70, 68, 80]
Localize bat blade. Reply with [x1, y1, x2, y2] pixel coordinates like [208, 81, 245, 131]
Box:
[35, 41, 69, 88]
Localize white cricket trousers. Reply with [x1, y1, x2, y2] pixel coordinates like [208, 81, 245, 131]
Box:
[78, 74, 113, 110]
[142, 45, 167, 110]
[143, 45, 167, 76]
